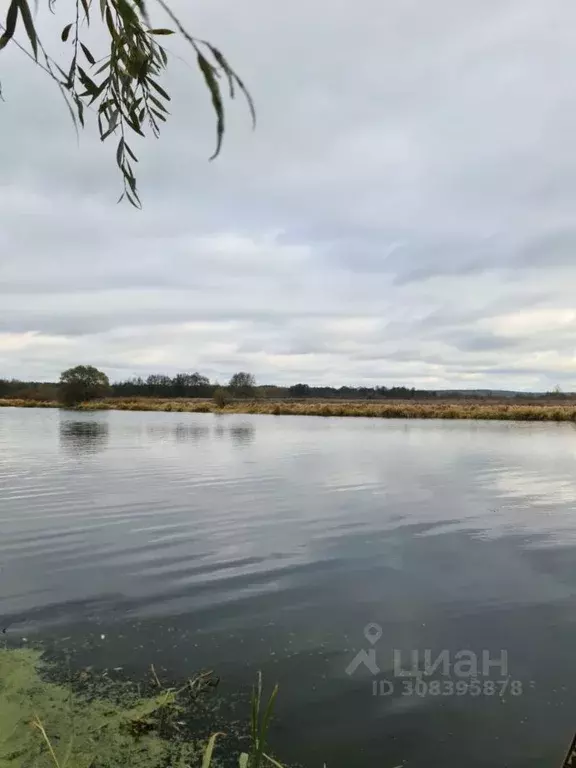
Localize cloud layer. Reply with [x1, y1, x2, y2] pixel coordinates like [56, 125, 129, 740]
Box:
[2, 0, 576, 389]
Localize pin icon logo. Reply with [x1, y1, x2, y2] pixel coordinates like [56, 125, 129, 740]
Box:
[364, 623, 383, 645]
[345, 622, 383, 676]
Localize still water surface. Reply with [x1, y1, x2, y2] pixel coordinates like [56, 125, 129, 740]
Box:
[2, 408, 576, 766]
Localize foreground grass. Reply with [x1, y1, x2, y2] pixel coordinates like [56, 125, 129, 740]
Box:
[2, 396, 576, 422]
[0, 648, 281, 768]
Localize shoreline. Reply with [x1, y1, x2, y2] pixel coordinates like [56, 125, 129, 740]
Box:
[2, 397, 576, 421]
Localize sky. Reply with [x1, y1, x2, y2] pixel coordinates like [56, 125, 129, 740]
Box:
[2, 0, 576, 389]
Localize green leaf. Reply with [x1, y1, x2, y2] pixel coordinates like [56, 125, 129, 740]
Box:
[125, 143, 138, 162]
[234, 70, 257, 129]
[115, 0, 139, 28]
[123, 111, 145, 136]
[148, 78, 170, 101]
[147, 28, 174, 35]
[116, 137, 124, 168]
[100, 108, 119, 139]
[0, 0, 19, 51]
[75, 96, 85, 127]
[125, 188, 141, 208]
[105, 7, 118, 41]
[18, 0, 38, 59]
[148, 93, 168, 113]
[124, 172, 138, 197]
[80, 0, 91, 23]
[77, 66, 98, 95]
[61, 23, 73, 42]
[239, 754, 249, 768]
[208, 45, 235, 98]
[67, 53, 77, 88]
[94, 58, 111, 75]
[197, 52, 224, 160]
[80, 43, 95, 65]
[148, 113, 159, 136]
[202, 733, 225, 768]
[99, 97, 114, 113]
[207, 44, 256, 129]
[88, 76, 109, 104]
[132, 0, 149, 24]
[150, 107, 166, 122]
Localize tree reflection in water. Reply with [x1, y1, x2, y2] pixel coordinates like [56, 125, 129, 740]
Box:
[59, 416, 110, 455]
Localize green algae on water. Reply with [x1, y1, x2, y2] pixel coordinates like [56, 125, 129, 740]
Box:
[0, 648, 205, 768]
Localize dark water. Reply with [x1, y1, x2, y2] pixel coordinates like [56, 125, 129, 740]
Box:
[2, 408, 576, 767]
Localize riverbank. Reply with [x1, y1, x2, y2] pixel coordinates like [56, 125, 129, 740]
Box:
[2, 396, 576, 421]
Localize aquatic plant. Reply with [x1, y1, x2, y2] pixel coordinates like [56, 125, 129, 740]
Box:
[0, 648, 283, 768]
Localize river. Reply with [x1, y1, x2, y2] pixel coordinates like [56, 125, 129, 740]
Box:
[1, 407, 576, 767]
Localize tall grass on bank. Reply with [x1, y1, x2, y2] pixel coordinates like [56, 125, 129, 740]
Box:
[0, 398, 59, 408]
[2, 396, 576, 422]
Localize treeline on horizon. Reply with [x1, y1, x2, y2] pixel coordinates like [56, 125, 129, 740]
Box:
[0, 372, 571, 403]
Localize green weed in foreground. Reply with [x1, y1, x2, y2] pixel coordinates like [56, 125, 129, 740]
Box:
[0, 648, 284, 768]
[200, 674, 281, 768]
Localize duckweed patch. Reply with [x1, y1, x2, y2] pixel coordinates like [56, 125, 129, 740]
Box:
[0, 648, 233, 768]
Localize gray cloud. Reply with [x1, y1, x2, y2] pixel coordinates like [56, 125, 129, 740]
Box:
[2, 0, 576, 389]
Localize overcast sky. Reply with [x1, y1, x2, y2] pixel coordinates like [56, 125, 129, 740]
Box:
[2, 0, 576, 389]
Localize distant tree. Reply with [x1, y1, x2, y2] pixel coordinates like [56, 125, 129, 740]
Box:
[172, 372, 211, 397]
[59, 365, 110, 406]
[146, 374, 172, 396]
[228, 371, 256, 397]
[289, 383, 311, 398]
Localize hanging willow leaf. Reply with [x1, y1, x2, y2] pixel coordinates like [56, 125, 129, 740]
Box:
[147, 78, 170, 101]
[208, 45, 235, 98]
[206, 43, 256, 128]
[0, 0, 19, 51]
[150, 107, 166, 122]
[147, 28, 174, 35]
[125, 143, 138, 162]
[116, 137, 124, 168]
[74, 95, 85, 126]
[77, 66, 98, 95]
[116, 0, 139, 28]
[80, 0, 91, 24]
[197, 52, 224, 160]
[61, 23, 72, 42]
[80, 43, 95, 65]
[18, 0, 38, 59]
[148, 93, 167, 113]
[132, 0, 149, 26]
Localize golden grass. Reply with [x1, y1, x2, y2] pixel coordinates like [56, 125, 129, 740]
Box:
[3, 396, 576, 421]
[0, 398, 59, 408]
